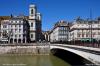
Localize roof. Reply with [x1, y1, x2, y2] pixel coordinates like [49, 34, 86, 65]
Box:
[0, 16, 10, 24]
[54, 20, 69, 27]
[50, 20, 70, 34]
[0, 16, 29, 20]
[0, 16, 10, 21]
[75, 17, 100, 24]
[0, 16, 29, 24]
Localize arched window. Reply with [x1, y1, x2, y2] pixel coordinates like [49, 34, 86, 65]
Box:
[31, 9, 34, 14]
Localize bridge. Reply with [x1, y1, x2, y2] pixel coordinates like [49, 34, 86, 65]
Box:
[50, 44, 100, 66]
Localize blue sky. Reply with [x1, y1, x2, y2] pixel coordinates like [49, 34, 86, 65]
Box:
[0, 0, 100, 31]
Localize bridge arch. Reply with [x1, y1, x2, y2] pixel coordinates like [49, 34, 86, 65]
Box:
[50, 46, 94, 66]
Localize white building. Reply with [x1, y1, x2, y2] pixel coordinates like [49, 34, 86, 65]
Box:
[0, 4, 42, 43]
[9, 16, 29, 43]
[69, 17, 100, 43]
[50, 20, 70, 43]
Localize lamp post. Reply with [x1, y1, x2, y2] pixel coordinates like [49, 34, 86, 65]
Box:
[89, 20, 92, 47]
[89, 9, 93, 47]
[98, 18, 100, 48]
[73, 32, 75, 45]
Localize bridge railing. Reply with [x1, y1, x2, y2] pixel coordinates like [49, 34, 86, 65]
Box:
[50, 41, 100, 48]
[0, 42, 50, 46]
[69, 40, 100, 48]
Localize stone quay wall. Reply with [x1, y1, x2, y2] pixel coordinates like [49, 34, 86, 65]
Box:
[0, 45, 50, 55]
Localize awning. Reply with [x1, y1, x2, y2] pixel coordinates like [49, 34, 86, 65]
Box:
[80, 38, 95, 42]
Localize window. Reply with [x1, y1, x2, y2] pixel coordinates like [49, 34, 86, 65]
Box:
[11, 29, 13, 32]
[64, 28, 66, 30]
[3, 25, 7, 28]
[15, 25, 17, 27]
[62, 27, 63, 30]
[15, 21, 17, 23]
[98, 32, 100, 35]
[19, 21, 21, 23]
[77, 34, 80, 37]
[82, 33, 84, 37]
[11, 25, 13, 27]
[86, 34, 89, 37]
[15, 29, 17, 32]
[19, 25, 21, 27]
[19, 29, 21, 32]
[31, 9, 34, 14]
[11, 34, 13, 37]
[31, 23, 33, 27]
[93, 33, 96, 37]
[23, 34, 25, 37]
[19, 35, 21, 37]
[17, 21, 19, 23]
[31, 34, 33, 38]
[15, 35, 17, 37]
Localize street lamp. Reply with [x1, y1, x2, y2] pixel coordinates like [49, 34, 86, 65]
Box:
[89, 20, 92, 47]
[97, 17, 100, 48]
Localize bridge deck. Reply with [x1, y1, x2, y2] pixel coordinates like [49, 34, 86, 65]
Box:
[60, 46, 100, 55]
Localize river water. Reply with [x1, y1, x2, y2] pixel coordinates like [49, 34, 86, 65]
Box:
[0, 55, 71, 66]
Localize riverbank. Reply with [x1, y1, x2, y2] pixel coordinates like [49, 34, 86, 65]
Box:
[0, 45, 50, 55]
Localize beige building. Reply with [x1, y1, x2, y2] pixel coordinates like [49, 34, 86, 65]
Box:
[69, 17, 100, 43]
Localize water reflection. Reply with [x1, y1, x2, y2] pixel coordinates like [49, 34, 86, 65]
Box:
[0, 55, 70, 66]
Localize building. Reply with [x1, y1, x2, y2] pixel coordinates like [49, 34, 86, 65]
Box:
[50, 20, 70, 43]
[0, 4, 42, 44]
[9, 16, 30, 43]
[0, 20, 9, 43]
[42, 31, 50, 42]
[69, 17, 100, 44]
[28, 5, 42, 42]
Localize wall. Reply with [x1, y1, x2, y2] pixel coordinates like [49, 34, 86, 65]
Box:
[0, 46, 50, 55]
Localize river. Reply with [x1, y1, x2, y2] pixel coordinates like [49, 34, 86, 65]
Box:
[0, 55, 71, 66]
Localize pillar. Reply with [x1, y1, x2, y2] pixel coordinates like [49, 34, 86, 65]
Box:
[13, 39, 14, 44]
[8, 39, 10, 44]
[21, 39, 22, 44]
[25, 37, 26, 43]
[16, 39, 18, 43]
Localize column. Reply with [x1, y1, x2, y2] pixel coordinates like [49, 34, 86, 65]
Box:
[17, 38, 18, 43]
[21, 39, 23, 44]
[25, 37, 26, 43]
[8, 38, 10, 44]
[13, 39, 14, 44]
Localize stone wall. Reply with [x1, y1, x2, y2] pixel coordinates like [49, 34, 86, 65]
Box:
[0, 46, 50, 55]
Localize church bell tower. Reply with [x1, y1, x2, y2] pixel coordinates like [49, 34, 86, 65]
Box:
[29, 4, 36, 19]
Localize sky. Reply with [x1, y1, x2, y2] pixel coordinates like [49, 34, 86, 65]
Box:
[0, 0, 100, 31]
